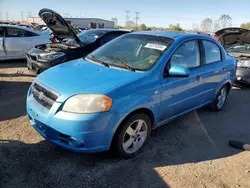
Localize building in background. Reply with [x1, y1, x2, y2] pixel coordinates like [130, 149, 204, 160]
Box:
[26, 16, 45, 25]
[65, 18, 114, 29]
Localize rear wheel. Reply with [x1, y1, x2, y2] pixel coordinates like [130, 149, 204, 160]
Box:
[114, 113, 151, 158]
[209, 85, 229, 111]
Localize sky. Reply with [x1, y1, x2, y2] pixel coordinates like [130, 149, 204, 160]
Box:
[0, 0, 250, 29]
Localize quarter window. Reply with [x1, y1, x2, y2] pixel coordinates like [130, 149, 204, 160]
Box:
[170, 40, 200, 68]
[202, 40, 221, 64]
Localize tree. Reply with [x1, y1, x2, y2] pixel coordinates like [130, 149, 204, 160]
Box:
[200, 18, 213, 33]
[125, 21, 136, 30]
[192, 23, 199, 31]
[168, 23, 183, 31]
[116, 25, 124, 29]
[240, 22, 250, 29]
[213, 14, 232, 31]
[139, 23, 147, 30]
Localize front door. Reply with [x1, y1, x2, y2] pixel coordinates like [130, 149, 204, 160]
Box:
[160, 40, 205, 122]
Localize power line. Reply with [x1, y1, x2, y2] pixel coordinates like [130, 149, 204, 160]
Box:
[135, 12, 140, 30]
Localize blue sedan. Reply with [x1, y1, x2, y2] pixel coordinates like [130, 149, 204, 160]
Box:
[26, 31, 236, 158]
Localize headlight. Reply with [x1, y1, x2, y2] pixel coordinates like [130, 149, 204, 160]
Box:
[37, 52, 65, 61]
[237, 60, 250, 67]
[62, 94, 112, 113]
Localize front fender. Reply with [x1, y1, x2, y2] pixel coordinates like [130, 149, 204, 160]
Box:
[110, 88, 162, 133]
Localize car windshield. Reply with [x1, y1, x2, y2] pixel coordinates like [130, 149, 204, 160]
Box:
[77, 30, 107, 44]
[86, 34, 173, 71]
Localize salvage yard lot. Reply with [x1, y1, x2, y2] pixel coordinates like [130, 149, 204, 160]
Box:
[1, 60, 250, 188]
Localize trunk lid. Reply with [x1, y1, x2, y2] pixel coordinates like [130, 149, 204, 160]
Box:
[38, 8, 81, 44]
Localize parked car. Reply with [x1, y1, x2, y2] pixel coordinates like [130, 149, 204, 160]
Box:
[26, 8, 130, 74]
[36, 25, 46, 31]
[18, 24, 40, 31]
[214, 27, 250, 84]
[0, 24, 51, 60]
[26, 31, 236, 158]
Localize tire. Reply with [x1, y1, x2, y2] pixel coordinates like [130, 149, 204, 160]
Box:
[114, 113, 152, 158]
[209, 85, 229, 111]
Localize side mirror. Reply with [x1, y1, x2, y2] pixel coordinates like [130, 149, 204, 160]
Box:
[168, 65, 190, 77]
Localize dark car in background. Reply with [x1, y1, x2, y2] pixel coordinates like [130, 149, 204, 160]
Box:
[215, 27, 250, 85]
[27, 8, 130, 74]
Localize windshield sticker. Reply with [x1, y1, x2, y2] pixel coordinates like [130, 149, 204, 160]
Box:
[144, 43, 167, 51]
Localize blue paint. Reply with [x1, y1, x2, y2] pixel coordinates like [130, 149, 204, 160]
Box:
[26, 31, 236, 153]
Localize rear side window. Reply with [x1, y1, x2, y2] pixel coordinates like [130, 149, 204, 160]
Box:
[202, 40, 221, 64]
[100, 32, 125, 45]
[0, 27, 4, 37]
[6, 28, 36, 37]
[170, 40, 200, 68]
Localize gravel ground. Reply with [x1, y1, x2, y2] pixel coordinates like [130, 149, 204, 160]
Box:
[1, 60, 250, 188]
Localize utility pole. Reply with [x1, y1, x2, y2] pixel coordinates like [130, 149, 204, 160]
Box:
[135, 12, 140, 30]
[6, 12, 8, 21]
[27, 11, 32, 22]
[125, 10, 130, 27]
[20, 11, 24, 21]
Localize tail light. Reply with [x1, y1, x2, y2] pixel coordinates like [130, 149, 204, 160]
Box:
[213, 35, 219, 41]
[50, 36, 57, 43]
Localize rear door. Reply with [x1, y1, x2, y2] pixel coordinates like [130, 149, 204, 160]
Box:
[199, 40, 225, 103]
[4, 27, 40, 58]
[0, 27, 6, 60]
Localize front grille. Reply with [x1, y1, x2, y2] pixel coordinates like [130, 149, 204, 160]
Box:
[32, 82, 59, 109]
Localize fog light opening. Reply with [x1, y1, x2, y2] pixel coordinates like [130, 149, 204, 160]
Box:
[237, 77, 242, 81]
[68, 137, 84, 148]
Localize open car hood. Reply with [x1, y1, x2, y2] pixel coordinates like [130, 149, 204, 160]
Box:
[39, 8, 81, 44]
[215, 27, 250, 47]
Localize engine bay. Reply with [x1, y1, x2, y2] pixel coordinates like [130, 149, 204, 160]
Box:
[36, 43, 78, 52]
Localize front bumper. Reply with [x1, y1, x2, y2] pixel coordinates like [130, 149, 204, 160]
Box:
[26, 55, 53, 74]
[26, 51, 65, 74]
[236, 67, 250, 84]
[26, 88, 125, 153]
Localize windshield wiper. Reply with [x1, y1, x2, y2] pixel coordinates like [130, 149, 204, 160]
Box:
[86, 54, 109, 67]
[106, 56, 135, 72]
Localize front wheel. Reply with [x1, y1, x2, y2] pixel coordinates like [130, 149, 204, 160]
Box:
[209, 85, 229, 111]
[114, 113, 152, 158]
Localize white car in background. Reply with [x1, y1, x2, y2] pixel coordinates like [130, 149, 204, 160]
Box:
[0, 24, 51, 60]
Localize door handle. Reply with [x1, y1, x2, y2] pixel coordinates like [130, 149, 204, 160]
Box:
[196, 75, 201, 81]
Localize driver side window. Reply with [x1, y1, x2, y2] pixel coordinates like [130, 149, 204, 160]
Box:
[170, 40, 200, 68]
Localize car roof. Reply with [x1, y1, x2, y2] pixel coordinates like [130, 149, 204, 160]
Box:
[87, 28, 131, 33]
[132, 30, 212, 40]
[0, 24, 41, 35]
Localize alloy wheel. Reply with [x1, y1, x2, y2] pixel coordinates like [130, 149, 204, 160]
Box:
[217, 87, 227, 109]
[122, 119, 148, 154]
